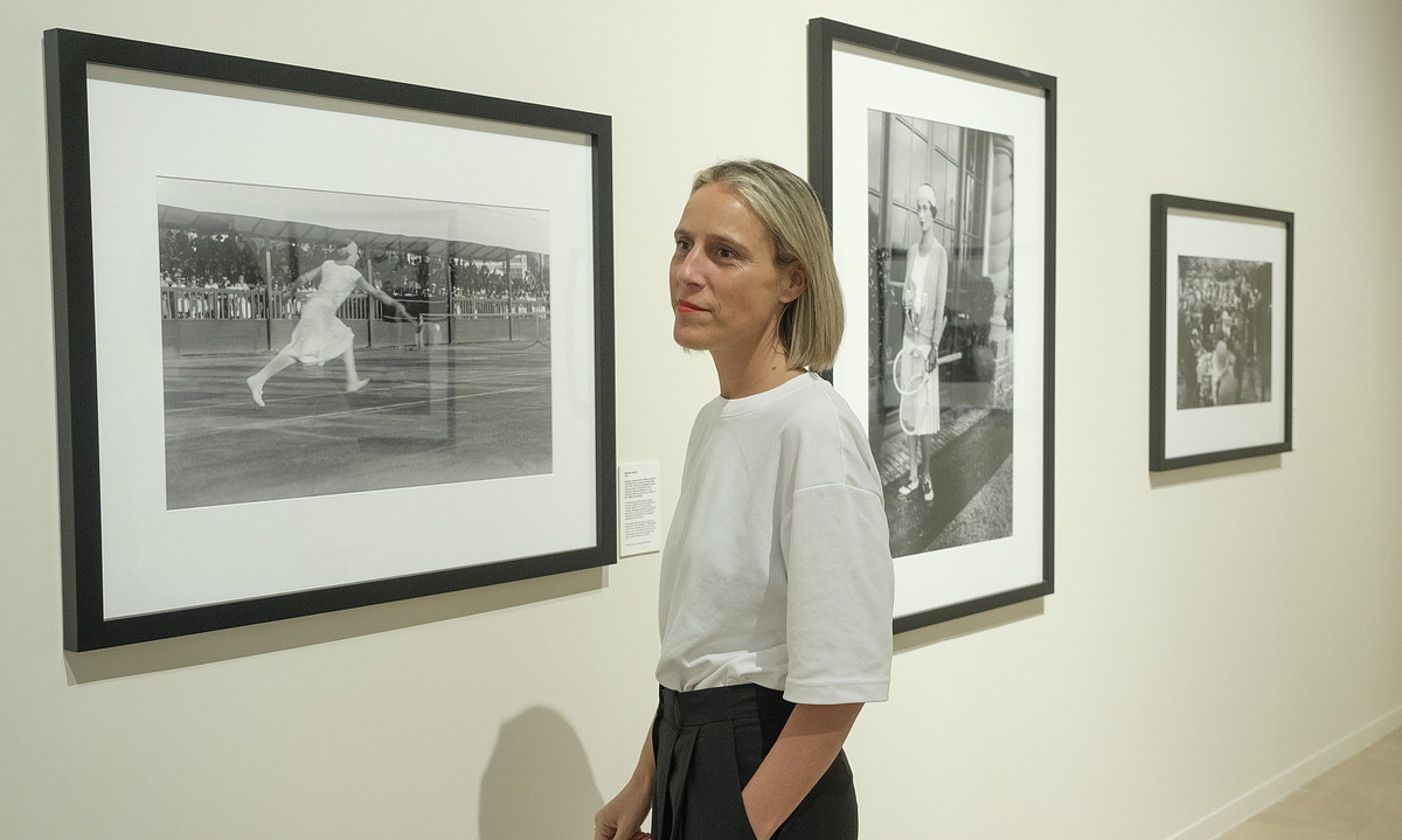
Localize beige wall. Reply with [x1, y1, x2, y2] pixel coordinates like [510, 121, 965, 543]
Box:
[3, 1, 1401, 837]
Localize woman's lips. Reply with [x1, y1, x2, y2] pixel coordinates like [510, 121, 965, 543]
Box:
[677, 301, 706, 313]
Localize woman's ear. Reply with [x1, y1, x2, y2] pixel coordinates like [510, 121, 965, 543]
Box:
[781, 263, 808, 304]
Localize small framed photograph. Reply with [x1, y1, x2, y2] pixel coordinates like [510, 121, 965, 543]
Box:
[45, 29, 615, 649]
[1150, 195, 1293, 471]
[808, 19, 1055, 633]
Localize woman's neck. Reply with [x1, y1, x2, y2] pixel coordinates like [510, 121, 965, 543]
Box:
[709, 335, 803, 399]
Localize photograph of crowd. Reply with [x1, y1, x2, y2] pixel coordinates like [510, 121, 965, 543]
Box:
[156, 177, 554, 510]
[1176, 255, 1272, 410]
[868, 108, 1016, 560]
[158, 226, 550, 322]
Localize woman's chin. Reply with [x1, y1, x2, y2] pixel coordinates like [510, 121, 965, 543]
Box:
[672, 325, 712, 352]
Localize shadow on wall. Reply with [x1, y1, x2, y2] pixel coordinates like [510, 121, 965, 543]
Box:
[64, 568, 605, 682]
[479, 706, 605, 839]
[894, 596, 1044, 654]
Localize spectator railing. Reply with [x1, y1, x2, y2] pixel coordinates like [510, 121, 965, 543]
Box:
[160, 287, 549, 321]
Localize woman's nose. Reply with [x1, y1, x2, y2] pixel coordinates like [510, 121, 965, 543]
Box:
[673, 249, 705, 287]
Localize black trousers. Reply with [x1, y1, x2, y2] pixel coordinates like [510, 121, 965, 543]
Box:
[651, 684, 858, 840]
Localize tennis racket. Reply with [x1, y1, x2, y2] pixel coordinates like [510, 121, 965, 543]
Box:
[894, 347, 965, 392]
[893, 346, 929, 395]
[896, 348, 964, 436]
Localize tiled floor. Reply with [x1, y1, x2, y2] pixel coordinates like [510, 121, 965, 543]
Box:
[1220, 726, 1402, 839]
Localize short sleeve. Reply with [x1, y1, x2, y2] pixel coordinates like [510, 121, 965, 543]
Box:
[780, 482, 894, 704]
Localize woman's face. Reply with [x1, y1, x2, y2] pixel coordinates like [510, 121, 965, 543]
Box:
[670, 182, 801, 354]
[916, 196, 936, 233]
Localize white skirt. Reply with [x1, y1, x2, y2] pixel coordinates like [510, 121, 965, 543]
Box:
[898, 343, 941, 436]
[284, 298, 353, 365]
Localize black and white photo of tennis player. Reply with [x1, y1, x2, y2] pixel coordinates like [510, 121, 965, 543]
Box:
[157, 177, 553, 510]
[868, 109, 1015, 559]
[245, 240, 411, 406]
[1175, 255, 1272, 410]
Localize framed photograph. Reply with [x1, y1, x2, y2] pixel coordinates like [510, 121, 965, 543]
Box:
[808, 19, 1055, 633]
[45, 29, 615, 650]
[1150, 194, 1292, 471]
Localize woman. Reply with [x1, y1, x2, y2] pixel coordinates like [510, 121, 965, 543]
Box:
[1212, 338, 1238, 406]
[245, 241, 410, 406]
[896, 183, 949, 502]
[595, 161, 894, 840]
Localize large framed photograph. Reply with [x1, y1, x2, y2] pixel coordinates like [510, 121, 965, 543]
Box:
[808, 19, 1055, 633]
[45, 29, 614, 650]
[1150, 195, 1292, 471]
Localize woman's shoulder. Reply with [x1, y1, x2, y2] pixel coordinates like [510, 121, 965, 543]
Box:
[782, 373, 858, 427]
[779, 375, 863, 454]
[720, 373, 861, 445]
[778, 376, 876, 484]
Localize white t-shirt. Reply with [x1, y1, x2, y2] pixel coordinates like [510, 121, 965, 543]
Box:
[656, 372, 894, 704]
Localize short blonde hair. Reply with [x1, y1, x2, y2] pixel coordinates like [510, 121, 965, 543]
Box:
[691, 160, 844, 372]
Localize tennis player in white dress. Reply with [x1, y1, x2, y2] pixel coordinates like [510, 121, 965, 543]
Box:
[897, 183, 949, 502]
[245, 241, 410, 407]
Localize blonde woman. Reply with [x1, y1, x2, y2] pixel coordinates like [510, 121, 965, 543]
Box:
[595, 161, 894, 840]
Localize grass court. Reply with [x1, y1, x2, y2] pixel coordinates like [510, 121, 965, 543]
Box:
[162, 342, 551, 509]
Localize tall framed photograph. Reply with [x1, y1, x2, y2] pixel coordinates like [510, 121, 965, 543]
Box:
[45, 29, 615, 650]
[808, 19, 1055, 633]
[1150, 195, 1292, 471]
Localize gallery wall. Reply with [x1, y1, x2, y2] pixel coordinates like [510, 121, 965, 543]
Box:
[3, 0, 1401, 837]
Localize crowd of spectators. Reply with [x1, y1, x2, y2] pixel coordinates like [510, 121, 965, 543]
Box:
[1176, 260, 1271, 408]
[158, 226, 550, 319]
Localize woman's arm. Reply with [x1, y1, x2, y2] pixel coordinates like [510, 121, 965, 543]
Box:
[902, 246, 924, 325]
[741, 702, 863, 840]
[355, 275, 412, 320]
[595, 725, 655, 840]
[930, 243, 950, 346]
[923, 245, 951, 372]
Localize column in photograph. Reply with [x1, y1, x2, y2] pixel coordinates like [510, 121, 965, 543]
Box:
[987, 135, 1014, 410]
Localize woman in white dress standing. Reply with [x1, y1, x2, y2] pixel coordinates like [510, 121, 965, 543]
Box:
[245, 241, 410, 407]
[897, 183, 949, 502]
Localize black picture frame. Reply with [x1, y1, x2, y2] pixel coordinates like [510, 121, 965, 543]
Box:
[45, 29, 615, 650]
[1150, 194, 1292, 471]
[808, 19, 1055, 634]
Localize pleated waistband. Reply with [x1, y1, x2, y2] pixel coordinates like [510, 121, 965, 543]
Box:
[657, 683, 794, 728]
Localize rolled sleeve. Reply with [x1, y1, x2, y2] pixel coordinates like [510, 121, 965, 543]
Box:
[781, 482, 895, 704]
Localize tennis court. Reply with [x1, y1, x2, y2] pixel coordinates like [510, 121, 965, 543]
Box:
[162, 342, 552, 509]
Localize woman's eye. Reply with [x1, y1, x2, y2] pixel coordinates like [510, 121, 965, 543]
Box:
[675, 240, 691, 254]
[716, 247, 735, 260]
